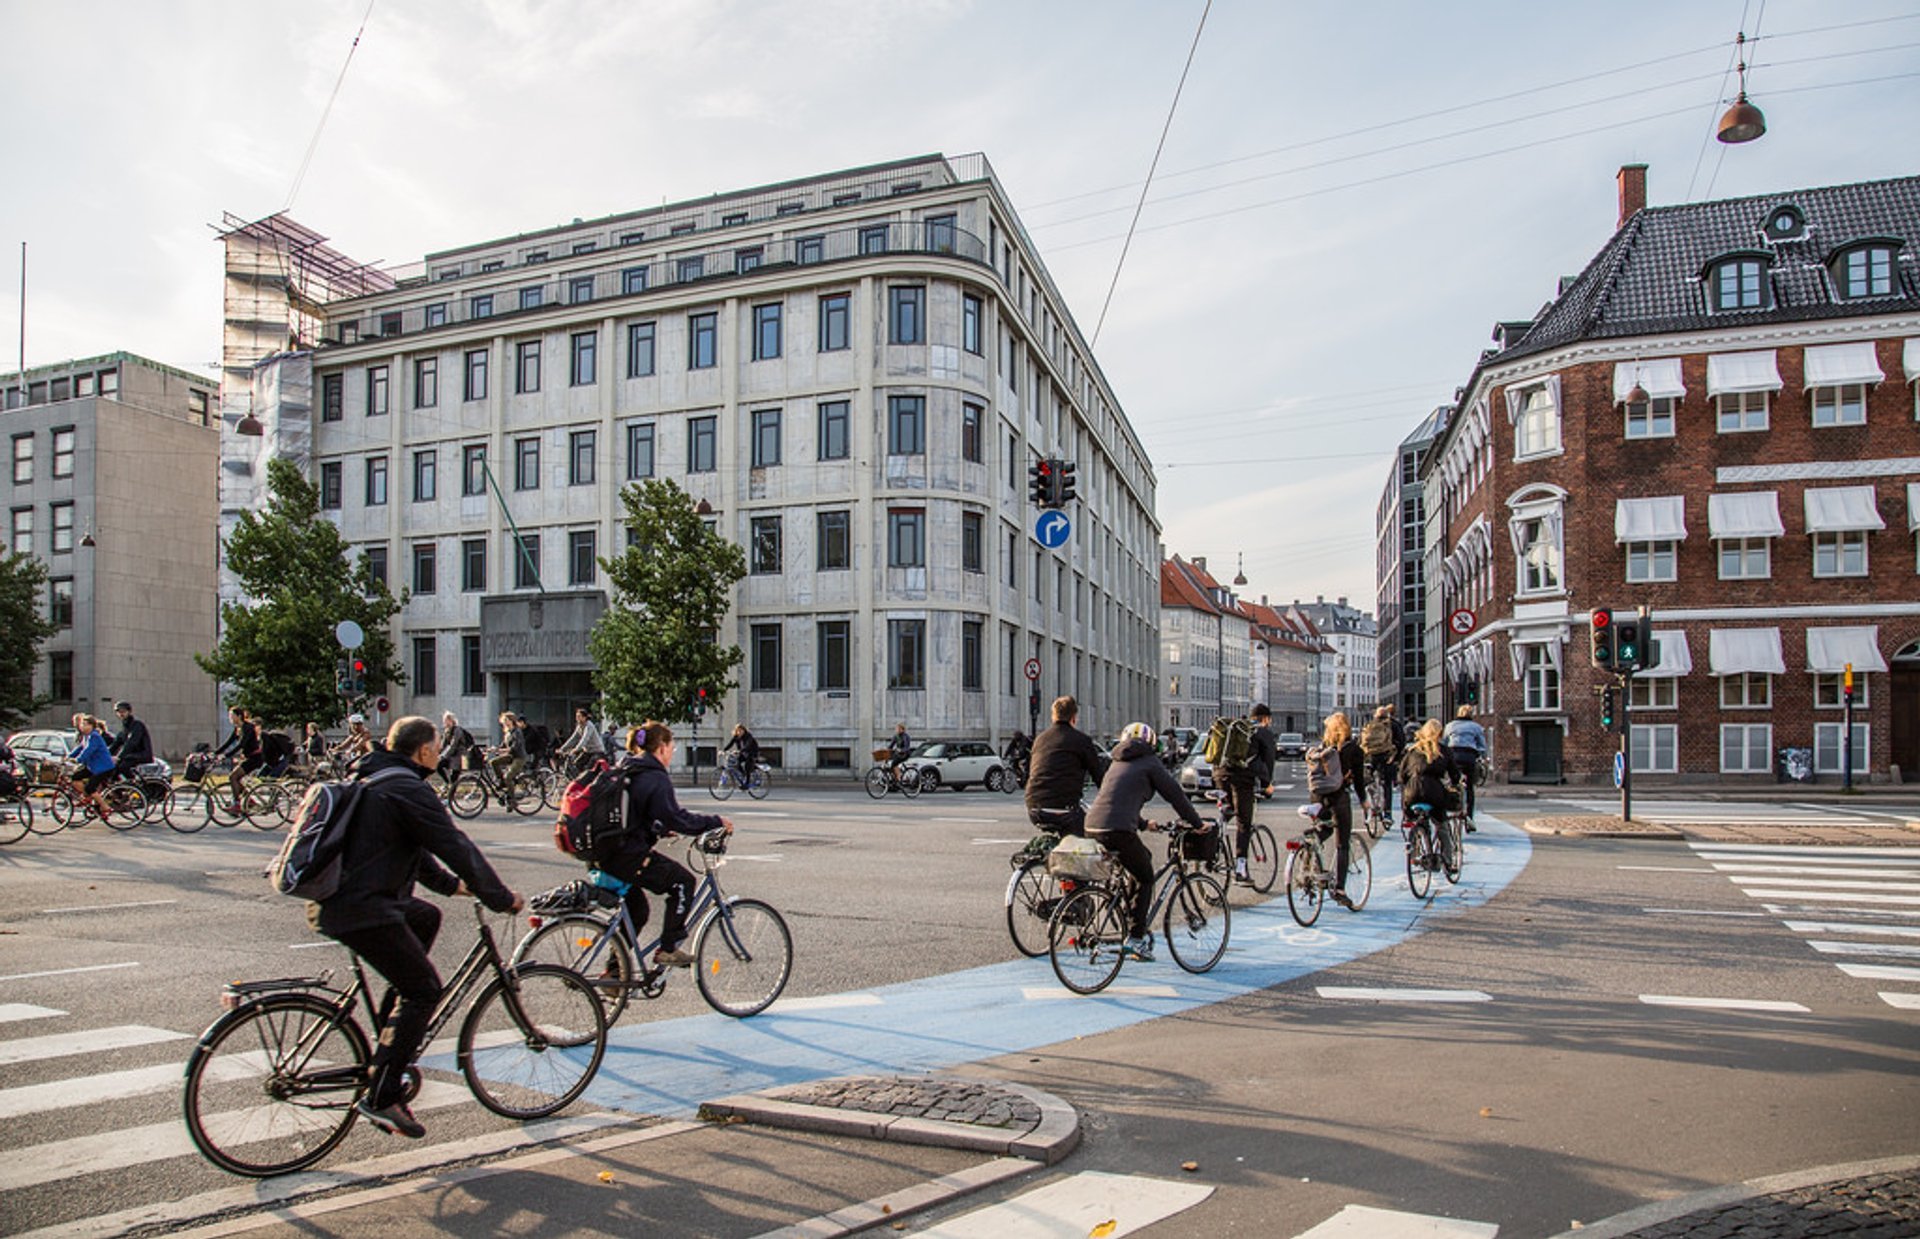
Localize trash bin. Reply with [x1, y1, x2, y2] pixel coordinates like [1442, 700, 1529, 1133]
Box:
[1777, 746, 1813, 783]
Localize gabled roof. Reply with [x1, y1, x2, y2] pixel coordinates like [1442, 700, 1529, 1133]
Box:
[1160, 556, 1220, 615]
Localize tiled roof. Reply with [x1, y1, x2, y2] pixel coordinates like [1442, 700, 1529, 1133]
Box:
[1504, 174, 1920, 363]
[1160, 557, 1219, 615]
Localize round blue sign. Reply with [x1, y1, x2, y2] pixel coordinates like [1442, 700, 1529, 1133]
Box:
[1612, 751, 1626, 788]
[1034, 510, 1071, 549]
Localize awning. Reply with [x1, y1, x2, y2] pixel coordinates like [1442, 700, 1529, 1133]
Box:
[1805, 625, 1888, 674]
[1710, 628, 1786, 676]
[1803, 485, 1886, 533]
[1905, 338, 1920, 383]
[1615, 495, 1687, 543]
[1909, 482, 1920, 532]
[1613, 358, 1685, 403]
[1803, 341, 1884, 389]
[1638, 630, 1692, 680]
[1705, 350, 1782, 395]
[1708, 491, 1785, 539]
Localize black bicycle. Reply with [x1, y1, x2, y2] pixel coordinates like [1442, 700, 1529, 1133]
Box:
[1403, 800, 1463, 900]
[1185, 791, 1280, 894]
[1046, 822, 1230, 995]
[181, 902, 607, 1178]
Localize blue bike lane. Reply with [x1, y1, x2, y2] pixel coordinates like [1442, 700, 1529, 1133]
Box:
[577, 818, 1531, 1117]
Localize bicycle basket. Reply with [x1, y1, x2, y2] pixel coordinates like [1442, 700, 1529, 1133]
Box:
[183, 754, 212, 784]
[1046, 835, 1111, 882]
[1011, 830, 1061, 868]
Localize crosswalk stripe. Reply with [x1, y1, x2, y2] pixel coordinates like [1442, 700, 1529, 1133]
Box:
[1730, 877, 1920, 891]
[1713, 864, 1920, 877]
[0, 1079, 471, 1193]
[1763, 903, 1920, 918]
[0, 1055, 268, 1121]
[0, 1003, 64, 1024]
[1693, 843, 1920, 857]
[1316, 987, 1492, 1003]
[1880, 992, 1920, 1010]
[0, 962, 140, 983]
[1783, 920, 1920, 938]
[1808, 940, 1920, 959]
[1703, 853, 1920, 867]
[1640, 995, 1810, 1013]
[1738, 890, 1920, 906]
[907, 1170, 1212, 1239]
[0, 1024, 187, 1067]
[1292, 1203, 1500, 1238]
[1837, 963, 1920, 982]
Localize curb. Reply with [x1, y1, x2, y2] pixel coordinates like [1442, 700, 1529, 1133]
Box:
[1547, 1153, 1920, 1238]
[1520, 819, 1686, 840]
[700, 1077, 1081, 1166]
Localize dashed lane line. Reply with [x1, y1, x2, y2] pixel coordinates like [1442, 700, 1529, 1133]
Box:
[0, 1024, 187, 1067]
[0, 962, 139, 983]
[0, 1003, 63, 1024]
[1615, 865, 1717, 874]
[1808, 940, 1920, 959]
[1640, 995, 1811, 1013]
[1316, 987, 1492, 1003]
[40, 900, 178, 915]
[1837, 963, 1920, 982]
[1880, 992, 1920, 1010]
[1641, 908, 1769, 917]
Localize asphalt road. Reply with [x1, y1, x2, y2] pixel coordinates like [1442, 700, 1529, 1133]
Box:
[1, 778, 1916, 1237]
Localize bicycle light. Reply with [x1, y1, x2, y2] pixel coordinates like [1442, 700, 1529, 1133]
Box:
[527, 914, 544, 928]
[220, 986, 242, 1011]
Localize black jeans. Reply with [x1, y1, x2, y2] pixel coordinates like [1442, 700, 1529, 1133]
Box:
[329, 898, 442, 1109]
[1313, 790, 1354, 891]
[1090, 829, 1156, 938]
[1448, 748, 1480, 817]
[605, 850, 695, 953]
[1220, 769, 1257, 856]
[1366, 755, 1397, 819]
[1028, 803, 1086, 837]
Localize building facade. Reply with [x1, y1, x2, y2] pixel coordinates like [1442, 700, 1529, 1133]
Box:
[1290, 596, 1378, 717]
[1376, 408, 1443, 722]
[258, 155, 1160, 769]
[1243, 597, 1329, 734]
[1, 353, 220, 752]
[1159, 555, 1251, 729]
[1423, 166, 1920, 784]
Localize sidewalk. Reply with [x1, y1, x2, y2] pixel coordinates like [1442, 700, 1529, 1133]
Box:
[1553, 1155, 1920, 1238]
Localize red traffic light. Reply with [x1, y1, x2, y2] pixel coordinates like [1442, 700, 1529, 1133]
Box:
[352, 659, 366, 673]
[1590, 609, 1611, 630]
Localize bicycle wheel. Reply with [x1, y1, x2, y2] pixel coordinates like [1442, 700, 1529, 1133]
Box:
[1164, 873, 1230, 973]
[899, 770, 923, 799]
[1048, 886, 1126, 995]
[458, 963, 606, 1120]
[183, 992, 369, 1178]
[0, 798, 30, 844]
[103, 785, 147, 830]
[1406, 826, 1433, 900]
[507, 777, 543, 817]
[1005, 859, 1062, 959]
[864, 768, 888, 799]
[1286, 844, 1324, 927]
[207, 785, 245, 827]
[165, 784, 211, 833]
[694, 898, 793, 1017]
[1244, 825, 1281, 893]
[710, 770, 735, 801]
[1441, 817, 1463, 885]
[536, 769, 562, 812]
[514, 914, 635, 1025]
[746, 768, 770, 800]
[46, 789, 79, 831]
[1345, 837, 1373, 909]
[244, 783, 282, 829]
[448, 773, 487, 820]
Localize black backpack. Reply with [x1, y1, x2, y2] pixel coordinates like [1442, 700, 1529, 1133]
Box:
[267, 768, 411, 902]
[553, 760, 636, 861]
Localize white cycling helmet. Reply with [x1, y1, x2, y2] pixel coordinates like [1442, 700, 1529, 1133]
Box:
[1120, 721, 1157, 746]
[347, 713, 366, 725]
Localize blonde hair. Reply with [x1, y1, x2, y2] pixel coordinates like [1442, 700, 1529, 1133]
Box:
[1412, 719, 1444, 761]
[1321, 712, 1351, 747]
[1455, 704, 1476, 720]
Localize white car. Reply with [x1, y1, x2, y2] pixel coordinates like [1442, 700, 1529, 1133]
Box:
[1178, 753, 1215, 795]
[900, 741, 1013, 793]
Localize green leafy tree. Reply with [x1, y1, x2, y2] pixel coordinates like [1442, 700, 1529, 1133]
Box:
[0, 551, 58, 725]
[197, 457, 403, 727]
[591, 478, 746, 724]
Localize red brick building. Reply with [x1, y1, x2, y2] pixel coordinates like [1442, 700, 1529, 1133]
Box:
[1419, 167, 1920, 784]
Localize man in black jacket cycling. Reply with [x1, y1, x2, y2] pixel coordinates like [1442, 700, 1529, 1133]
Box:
[1084, 722, 1208, 962]
[315, 716, 521, 1140]
[599, 721, 733, 969]
[1023, 695, 1107, 835]
[108, 700, 153, 785]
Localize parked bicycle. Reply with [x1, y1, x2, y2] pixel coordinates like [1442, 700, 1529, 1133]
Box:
[863, 762, 924, 800]
[710, 758, 771, 801]
[1182, 791, 1280, 894]
[1403, 800, 1463, 900]
[1284, 804, 1373, 926]
[1046, 821, 1230, 995]
[513, 828, 792, 1019]
[181, 901, 606, 1178]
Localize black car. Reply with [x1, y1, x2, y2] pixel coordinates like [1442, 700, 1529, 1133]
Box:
[1275, 731, 1308, 761]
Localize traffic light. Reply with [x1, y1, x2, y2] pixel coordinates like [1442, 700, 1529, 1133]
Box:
[1589, 608, 1615, 669]
[1600, 686, 1616, 729]
[351, 658, 367, 695]
[1613, 617, 1642, 670]
[694, 687, 708, 718]
[1464, 680, 1479, 705]
[1028, 458, 1054, 508]
[336, 658, 353, 696]
[1058, 460, 1078, 505]
[1639, 615, 1661, 671]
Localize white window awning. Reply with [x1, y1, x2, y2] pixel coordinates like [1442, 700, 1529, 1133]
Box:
[1706, 349, 1782, 395]
[1710, 627, 1786, 676]
[1806, 625, 1888, 674]
[1905, 337, 1920, 383]
[1803, 341, 1884, 389]
[1708, 491, 1785, 539]
[1615, 495, 1687, 543]
[1613, 357, 1685, 403]
[1909, 482, 1920, 532]
[1638, 629, 1692, 680]
[1804, 485, 1886, 533]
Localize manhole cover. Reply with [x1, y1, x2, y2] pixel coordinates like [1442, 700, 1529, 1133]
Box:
[769, 837, 845, 847]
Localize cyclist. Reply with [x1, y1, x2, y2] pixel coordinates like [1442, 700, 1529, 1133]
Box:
[213, 705, 264, 808]
[1227, 705, 1279, 883]
[1399, 719, 1462, 824]
[600, 721, 733, 969]
[1024, 695, 1107, 836]
[0, 735, 19, 799]
[1001, 730, 1032, 785]
[1084, 721, 1208, 962]
[332, 714, 375, 765]
[887, 723, 914, 779]
[557, 707, 606, 776]
[1442, 706, 1488, 830]
[67, 715, 117, 813]
[1305, 712, 1368, 909]
[487, 711, 528, 790]
[313, 715, 522, 1140]
[437, 711, 476, 780]
[302, 722, 327, 764]
[107, 700, 153, 786]
[720, 722, 760, 784]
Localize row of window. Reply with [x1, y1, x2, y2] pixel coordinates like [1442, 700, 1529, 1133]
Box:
[2, 367, 120, 410]
[1632, 721, 1869, 775]
[10, 503, 79, 555]
[9, 428, 76, 484]
[1704, 239, 1900, 313]
[1622, 530, 1904, 583]
[1621, 385, 1896, 438]
[361, 530, 600, 595]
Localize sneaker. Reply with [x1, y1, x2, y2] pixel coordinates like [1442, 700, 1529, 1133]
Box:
[1121, 935, 1155, 963]
[355, 1097, 426, 1139]
[654, 947, 696, 968]
[1332, 890, 1356, 911]
[1233, 859, 1250, 884]
[1464, 818, 1478, 833]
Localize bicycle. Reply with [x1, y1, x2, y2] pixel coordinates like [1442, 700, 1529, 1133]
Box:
[1361, 763, 1392, 841]
[710, 757, 771, 801]
[1004, 805, 1086, 958]
[179, 754, 281, 829]
[513, 827, 792, 1020]
[446, 762, 547, 819]
[46, 761, 149, 831]
[1402, 800, 1463, 899]
[1284, 804, 1373, 926]
[181, 901, 606, 1178]
[0, 781, 34, 843]
[1184, 791, 1280, 894]
[863, 762, 924, 800]
[1046, 822, 1230, 995]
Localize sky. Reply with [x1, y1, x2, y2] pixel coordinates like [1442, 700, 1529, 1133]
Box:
[4, 0, 1918, 614]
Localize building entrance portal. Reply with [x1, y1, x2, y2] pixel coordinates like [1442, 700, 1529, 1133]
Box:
[1892, 640, 1920, 783]
[478, 590, 606, 753]
[1518, 722, 1563, 783]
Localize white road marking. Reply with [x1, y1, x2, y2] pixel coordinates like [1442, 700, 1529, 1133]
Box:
[0, 961, 140, 983]
[1704, 854, 1920, 868]
[0, 1054, 269, 1120]
[1317, 987, 1492, 1003]
[1736, 890, 1920, 906]
[1809, 940, 1920, 959]
[0, 1003, 64, 1024]
[1640, 995, 1810, 1013]
[908, 1169, 1212, 1238]
[732, 810, 791, 818]
[933, 817, 997, 824]
[972, 837, 1034, 846]
[771, 992, 884, 1011]
[0, 1024, 188, 1067]
[1694, 843, 1920, 857]
[721, 853, 784, 863]
[1716, 864, 1920, 878]
[1731, 876, 1920, 892]
[1837, 963, 1920, 982]
[1763, 903, 1920, 918]
[1641, 908, 1769, 917]
[1879, 992, 1920, 1010]
[40, 899, 179, 915]
[1292, 1203, 1500, 1238]
[1784, 920, 1920, 938]
[287, 941, 340, 950]
[1021, 984, 1180, 1001]
[1615, 866, 1716, 873]
[489, 841, 547, 850]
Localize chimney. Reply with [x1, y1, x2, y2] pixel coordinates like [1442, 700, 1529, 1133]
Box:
[1618, 164, 1647, 228]
[1337, 596, 1348, 607]
[1192, 556, 1207, 572]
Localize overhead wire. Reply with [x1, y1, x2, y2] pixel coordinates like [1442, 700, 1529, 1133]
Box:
[284, 0, 379, 213]
[1705, 0, 1769, 202]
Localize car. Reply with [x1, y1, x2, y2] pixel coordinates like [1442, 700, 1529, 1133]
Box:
[1275, 732, 1308, 761]
[899, 741, 1013, 793]
[8, 728, 78, 784]
[1177, 752, 1214, 795]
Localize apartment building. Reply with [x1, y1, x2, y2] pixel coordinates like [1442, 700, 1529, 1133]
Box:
[1376, 408, 1443, 722]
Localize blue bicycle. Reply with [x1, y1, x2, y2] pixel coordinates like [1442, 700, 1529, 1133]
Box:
[513, 828, 793, 1019]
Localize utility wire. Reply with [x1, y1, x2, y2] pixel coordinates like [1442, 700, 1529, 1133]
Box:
[1706, 0, 1769, 202]
[1090, 0, 1210, 346]
[285, 0, 378, 213]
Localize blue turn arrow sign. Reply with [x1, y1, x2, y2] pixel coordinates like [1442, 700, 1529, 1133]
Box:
[1033, 510, 1071, 549]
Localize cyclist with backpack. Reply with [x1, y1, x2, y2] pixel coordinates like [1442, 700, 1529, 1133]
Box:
[1085, 722, 1208, 962]
[1399, 719, 1462, 821]
[1304, 712, 1367, 909]
[1441, 706, 1487, 829]
[1358, 705, 1402, 821]
[721, 723, 761, 784]
[1025, 695, 1107, 835]
[213, 704, 265, 809]
[1201, 713, 1257, 880]
[598, 722, 733, 969]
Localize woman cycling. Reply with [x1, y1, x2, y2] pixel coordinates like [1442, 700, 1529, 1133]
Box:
[67, 715, 117, 812]
[597, 722, 732, 969]
[1305, 712, 1368, 909]
[1398, 719, 1461, 822]
[213, 705, 264, 808]
[1083, 722, 1207, 963]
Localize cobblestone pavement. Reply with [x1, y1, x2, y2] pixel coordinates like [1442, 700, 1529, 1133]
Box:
[1605, 1170, 1920, 1238]
[766, 1075, 1044, 1132]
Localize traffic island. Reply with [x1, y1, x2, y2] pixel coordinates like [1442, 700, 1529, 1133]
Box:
[1522, 814, 1685, 839]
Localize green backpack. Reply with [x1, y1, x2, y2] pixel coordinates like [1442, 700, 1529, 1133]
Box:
[1202, 717, 1253, 772]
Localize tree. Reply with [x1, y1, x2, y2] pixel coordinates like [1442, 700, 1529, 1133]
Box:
[197, 457, 403, 727]
[591, 479, 746, 725]
[0, 552, 58, 726]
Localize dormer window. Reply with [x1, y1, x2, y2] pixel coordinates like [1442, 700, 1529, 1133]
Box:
[1833, 243, 1898, 300]
[1707, 254, 1770, 312]
[1763, 205, 1805, 242]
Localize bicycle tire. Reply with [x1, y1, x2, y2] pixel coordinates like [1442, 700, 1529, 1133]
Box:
[506, 777, 542, 817]
[1407, 825, 1433, 899]
[46, 789, 79, 831]
[710, 771, 735, 801]
[1048, 886, 1126, 995]
[694, 898, 793, 1017]
[1005, 859, 1062, 959]
[514, 913, 636, 1025]
[1345, 837, 1373, 909]
[458, 962, 606, 1120]
[1442, 817, 1463, 885]
[139, 779, 170, 824]
[1286, 844, 1324, 927]
[183, 992, 369, 1178]
[864, 768, 888, 799]
[207, 784, 245, 827]
[164, 784, 211, 833]
[246, 784, 283, 829]
[536, 769, 562, 812]
[448, 773, 487, 820]
[0, 798, 30, 844]
[746, 768, 770, 800]
[900, 769, 923, 799]
[103, 785, 146, 830]
[1244, 824, 1281, 893]
[1164, 873, 1230, 973]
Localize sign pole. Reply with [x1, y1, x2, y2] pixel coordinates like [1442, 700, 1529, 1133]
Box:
[1842, 661, 1855, 793]
[1619, 670, 1633, 824]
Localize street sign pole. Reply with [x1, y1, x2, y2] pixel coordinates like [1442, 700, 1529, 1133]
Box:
[1619, 670, 1633, 824]
[1842, 661, 1855, 793]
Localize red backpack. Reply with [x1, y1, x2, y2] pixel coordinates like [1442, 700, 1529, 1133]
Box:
[552, 760, 634, 860]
